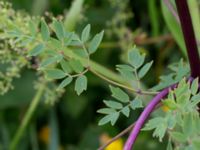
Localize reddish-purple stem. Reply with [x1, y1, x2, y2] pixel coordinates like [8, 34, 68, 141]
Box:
[124, 1, 200, 149]
[124, 86, 172, 150]
[124, 78, 193, 150]
[175, 0, 200, 78]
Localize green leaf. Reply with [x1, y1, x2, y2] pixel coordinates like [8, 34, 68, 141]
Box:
[153, 124, 167, 142]
[46, 49, 58, 56]
[28, 20, 37, 36]
[69, 59, 84, 73]
[175, 60, 190, 81]
[60, 60, 72, 73]
[170, 132, 187, 142]
[128, 48, 145, 68]
[117, 68, 135, 80]
[192, 139, 200, 150]
[175, 80, 191, 105]
[183, 113, 193, 136]
[98, 114, 112, 126]
[152, 74, 175, 91]
[162, 99, 177, 110]
[161, 0, 186, 56]
[121, 106, 130, 117]
[7, 31, 22, 38]
[97, 108, 116, 114]
[142, 117, 164, 131]
[103, 100, 123, 109]
[39, 54, 63, 69]
[110, 112, 119, 125]
[75, 75, 87, 95]
[153, 60, 190, 91]
[143, 117, 167, 142]
[46, 69, 66, 79]
[130, 97, 143, 110]
[48, 38, 62, 50]
[191, 78, 199, 95]
[53, 20, 65, 40]
[88, 31, 104, 54]
[98, 112, 119, 126]
[116, 64, 134, 71]
[167, 114, 176, 129]
[109, 85, 129, 103]
[64, 32, 74, 46]
[189, 0, 200, 54]
[191, 94, 200, 107]
[41, 19, 50, 41]
[193, 114, 200, 133]
[73, 48, 88, 58]
[138, 61, 153, 78]
[81, 24, 91, 42]
[58, 77, 73, 89]
[21, 38, 33, 46]
[28, 44, 45, 56]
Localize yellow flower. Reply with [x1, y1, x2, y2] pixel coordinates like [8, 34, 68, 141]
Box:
[162, 105, 170, 112]
[39, 126, 50, 144]
[100, 133, 123, 150]
[38, 126, 64, 150]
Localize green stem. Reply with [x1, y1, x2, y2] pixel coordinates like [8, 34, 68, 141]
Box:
[148, 0, 159, 36]
[10, 85, 45, 150]
[25, 34, 128, 88]
[90, 69, 158, 95]
[63, 48, 129, 85]
[64, 0, 84, 31]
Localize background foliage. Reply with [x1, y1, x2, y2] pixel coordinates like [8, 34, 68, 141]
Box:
[0, 0, 199, 149]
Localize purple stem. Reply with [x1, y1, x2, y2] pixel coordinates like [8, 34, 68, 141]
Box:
[124, 0, 200, 149]
[124, 78, 193, 150]
[123, 86, 172, 150]
[163, 0, 180, 23]
[175, 0, 200, 78]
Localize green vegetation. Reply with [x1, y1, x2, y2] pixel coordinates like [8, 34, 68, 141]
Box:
[1, 0, 200, 150]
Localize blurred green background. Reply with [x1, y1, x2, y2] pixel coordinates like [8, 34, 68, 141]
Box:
[0, 0, 194, 149]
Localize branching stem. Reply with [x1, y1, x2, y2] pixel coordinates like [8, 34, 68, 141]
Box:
[90, 69, 158, 95]
[98, 123, 135, 150]
[123, 85, 174, 150]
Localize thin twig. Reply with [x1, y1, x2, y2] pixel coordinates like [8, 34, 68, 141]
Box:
[98, 123, 135, 150]
[70, 68, 89, 78]
[89, 68, 158, 95]
[134, 34, 173, 45]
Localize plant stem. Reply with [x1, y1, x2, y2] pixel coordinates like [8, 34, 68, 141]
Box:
[98, 100, 166, 150]
[10, 85, 45, 150]
[64, 0, 84, 31]
[124, 77, 194, 149]
[175, 0, 200, 78]
[98, 123, 135, 150]
[62, 48, 130, 86]
[90, 69, 158, 95]
[123, 85, 174, 150]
